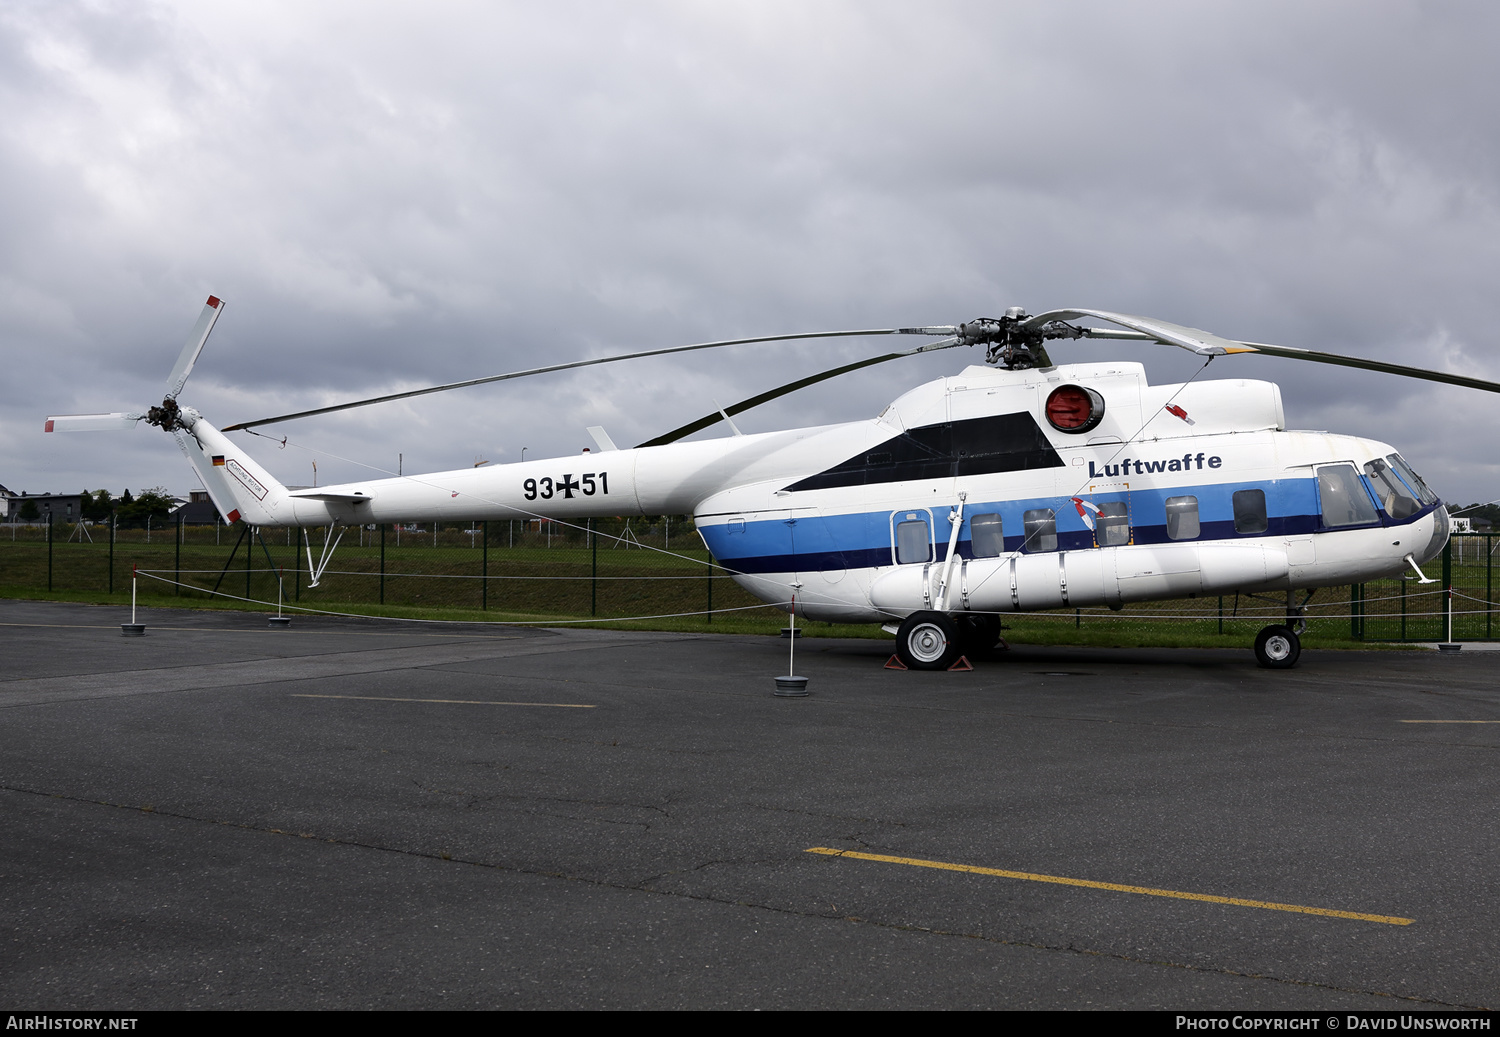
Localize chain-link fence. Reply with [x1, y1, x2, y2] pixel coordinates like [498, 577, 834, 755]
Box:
[3, 519, 1495, 640]
[1349, 533, 1499, 642]
[0, 515, 785, 623]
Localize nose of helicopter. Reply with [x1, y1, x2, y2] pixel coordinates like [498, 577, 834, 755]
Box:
[1412, 503, 1451, 566]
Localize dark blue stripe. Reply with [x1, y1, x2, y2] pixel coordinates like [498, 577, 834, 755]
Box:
[702, 482, 1441, 576]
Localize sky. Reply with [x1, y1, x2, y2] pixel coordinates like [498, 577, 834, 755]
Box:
[4, 0, 1500, 506]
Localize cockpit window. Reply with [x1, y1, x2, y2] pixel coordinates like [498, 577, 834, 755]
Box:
[1317, 464, 1379, 528]
[1364, 458, 1422, 520]
[1386, 454, 1438, 505]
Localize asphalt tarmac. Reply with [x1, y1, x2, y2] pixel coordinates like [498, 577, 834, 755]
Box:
[2, 598, 1498, 1010]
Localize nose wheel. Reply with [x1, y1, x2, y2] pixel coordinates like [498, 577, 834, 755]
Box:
[1254, 625, 1301, 669]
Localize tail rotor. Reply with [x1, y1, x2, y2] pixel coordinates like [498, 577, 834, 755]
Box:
[45, 296, 225, 436]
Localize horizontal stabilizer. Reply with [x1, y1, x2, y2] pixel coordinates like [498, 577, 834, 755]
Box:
[586, 426, 619, 452]
[44, 412, 145, 432]
[287, 488, 374, 504]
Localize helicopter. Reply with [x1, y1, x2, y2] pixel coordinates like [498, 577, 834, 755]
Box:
[46, 297, 1494, 670]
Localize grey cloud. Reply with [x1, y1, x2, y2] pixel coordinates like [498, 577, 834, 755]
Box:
[3, 0, 1499, 505]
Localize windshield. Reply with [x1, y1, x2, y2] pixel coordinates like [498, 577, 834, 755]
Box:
[1364, 458, 1423, 519]
[1386, 454, 1439, 505]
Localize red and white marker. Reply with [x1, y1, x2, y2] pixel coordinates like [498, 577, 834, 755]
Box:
[1070, 496, 1101, 531]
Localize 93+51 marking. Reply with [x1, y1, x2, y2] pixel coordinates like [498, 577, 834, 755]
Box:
[523, 471, 609, 501]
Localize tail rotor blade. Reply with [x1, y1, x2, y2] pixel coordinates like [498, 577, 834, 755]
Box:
[44, 412, 146, 433]
[170, 429, 243, 525]
[164, 295, 225, 400]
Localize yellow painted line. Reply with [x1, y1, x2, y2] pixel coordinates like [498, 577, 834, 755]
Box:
[291, 694, 594, 708]
[805, 847, 1413, 926]
[1400, 720, 1500, 724]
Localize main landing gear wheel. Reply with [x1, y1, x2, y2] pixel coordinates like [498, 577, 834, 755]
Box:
[1254, 625, 1301, 669]
[957, 613, 1002, 654]
[896, 611, 960, 670]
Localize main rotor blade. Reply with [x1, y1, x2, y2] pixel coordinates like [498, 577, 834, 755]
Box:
[165, 296, 225, 400]
[221, 326, 957, 432]
[1047, 310, 1500, 395]
[638, 337, 963, 448]
[1225, 340, 1500, 395]
[1027, 308, 1245, 356]
[44, 412, 146, 432]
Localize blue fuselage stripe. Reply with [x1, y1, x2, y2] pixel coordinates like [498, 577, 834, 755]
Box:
[700, 478, 1434, 575]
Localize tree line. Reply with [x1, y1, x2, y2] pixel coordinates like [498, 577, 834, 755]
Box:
[13, 488, 176, 528]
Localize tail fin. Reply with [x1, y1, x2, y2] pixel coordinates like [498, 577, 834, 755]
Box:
[174, 410, 292, 526]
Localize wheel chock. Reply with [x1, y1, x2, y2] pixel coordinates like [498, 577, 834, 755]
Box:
[947, 655, 973, 672]
[884, 655, 908, 670]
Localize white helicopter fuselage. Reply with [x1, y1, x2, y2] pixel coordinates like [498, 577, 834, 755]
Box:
[180, 361, 1449, 624]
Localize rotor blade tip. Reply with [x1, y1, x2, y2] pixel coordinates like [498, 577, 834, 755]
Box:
[44, 419, 54, 432]
[207, 295, 222, 308]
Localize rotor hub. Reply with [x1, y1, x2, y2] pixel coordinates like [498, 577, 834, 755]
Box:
[959, 310, 1083, 370]
[146, 397, 184, 432]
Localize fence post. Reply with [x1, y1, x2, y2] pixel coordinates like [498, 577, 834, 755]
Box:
[47, 512, 53, 592]
[1217, 595, 1224, 635]
[175, 513, 182, 596]
[1487, 532, 1493, 640]
[482, 520, 488, 611]
[294, 527, 301, 601]
[109, 514, 115, 594]
[245, 525, 253, 600]
[706, 558, 713, 624]
[590, 518, 597, 617]
[1443, 537, 1453, 644]
[380, 523, 386, 605]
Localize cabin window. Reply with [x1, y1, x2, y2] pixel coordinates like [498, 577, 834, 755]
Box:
[1096, 501, 1130, 546]
[1317, 465, 1379, 528]
[1363, 459, 1420, 520]
[970, 513, 1004, 557]
[1023, 508, 1057, 552]
[895, 519, 931, 564]
[1164, 496, 1200, 540]
[1232, 489, 1268, 534]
